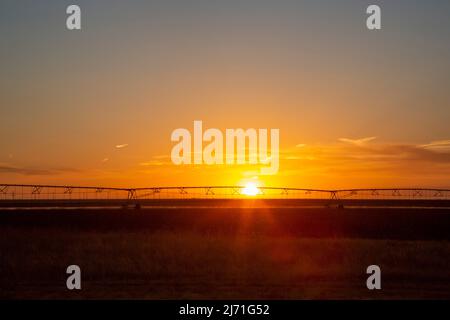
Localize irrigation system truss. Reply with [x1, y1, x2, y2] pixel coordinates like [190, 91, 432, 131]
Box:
[0, 184, 449, 202]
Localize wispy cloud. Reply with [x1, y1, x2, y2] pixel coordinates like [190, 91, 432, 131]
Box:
[285, 139, 450, 170]
[152, 155, 170, 159]
[339, 136, 377, 146]
[139, 161, 165, 166]
[0, 164, 78, 176]
[115, 144, 129, 149]
[277, 139, 450, 188]
[419, 140, 450, 151]
[101, 158, 109, 163]
[139, 155, 172, 167]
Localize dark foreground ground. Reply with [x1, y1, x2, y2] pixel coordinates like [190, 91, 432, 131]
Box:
[1, 204, 450, 299]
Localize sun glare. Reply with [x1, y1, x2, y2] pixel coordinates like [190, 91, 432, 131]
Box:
[241, 182, 260, 196]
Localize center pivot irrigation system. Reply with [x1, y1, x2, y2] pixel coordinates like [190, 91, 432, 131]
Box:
[0, 184, 449, 208]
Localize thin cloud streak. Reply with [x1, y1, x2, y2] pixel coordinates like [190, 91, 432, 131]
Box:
[420, 140, 450, 151]
[339, 137, 377, 146]
[0, 164, 79, 176]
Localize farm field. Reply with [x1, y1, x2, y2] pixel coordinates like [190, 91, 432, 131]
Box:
[1, 204, 449, 299]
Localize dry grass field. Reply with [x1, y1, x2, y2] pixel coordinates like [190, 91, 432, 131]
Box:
[1, 206, 449, 299]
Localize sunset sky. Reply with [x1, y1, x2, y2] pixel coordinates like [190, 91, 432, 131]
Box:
[1, 0, 449, 188]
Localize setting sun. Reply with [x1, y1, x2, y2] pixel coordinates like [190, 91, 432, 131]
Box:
[241, 183, 260, 196]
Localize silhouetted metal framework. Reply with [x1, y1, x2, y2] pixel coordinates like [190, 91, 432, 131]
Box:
[0, 184, 449, 201]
